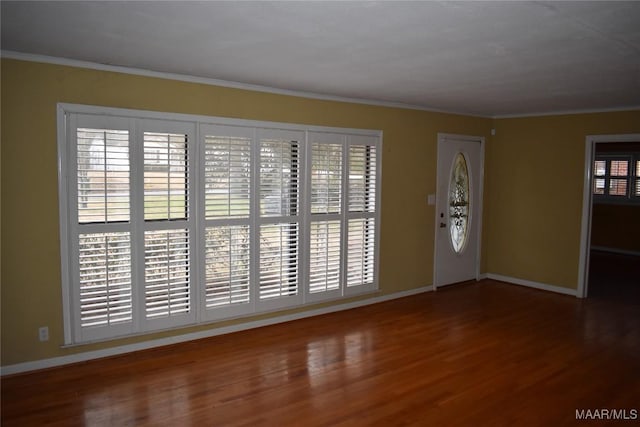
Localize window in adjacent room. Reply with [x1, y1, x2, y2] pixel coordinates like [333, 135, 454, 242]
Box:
[593, 154, 639, 203]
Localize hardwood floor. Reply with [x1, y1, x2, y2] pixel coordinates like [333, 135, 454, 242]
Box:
[2, 279, 639, 426]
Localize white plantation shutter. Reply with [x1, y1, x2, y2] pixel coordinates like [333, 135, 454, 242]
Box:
[259, 223, 299, 299]
[593, 155, 639, 201]
[204, 133, 251, 219]
[144, 131, 189, 220]
[307, 133, 344, 302]
[259, 137, 300, 217]
[346, 136, 379, 294]
[144, 229, 190, 318]
[258, 129, 304, 310]
[77, 232, 133, 340]
[60, 105, 380, 345]
[349, 144, 377, 213]
[636, 160, 640, 197]
[609, 159, 629, 196]
[68, 115, 135, 343]
[311, 141, 343, 214]
[77, 128, 130, 223]
[205, 225, 250, 307]
[593, 160, 606, 195]
[347, 218, 376, 287]
[309, 220, 341, 293]
[200, 124, 253, 319]
[140, 120, 196, 330]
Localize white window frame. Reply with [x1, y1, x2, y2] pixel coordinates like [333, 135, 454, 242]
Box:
[593, 153, 640, 204]
[57, 103, 382, 345]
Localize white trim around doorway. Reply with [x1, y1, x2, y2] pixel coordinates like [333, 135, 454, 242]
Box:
[578, 133, 640, 298]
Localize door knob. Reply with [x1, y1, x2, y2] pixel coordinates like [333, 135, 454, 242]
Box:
[439, 222, 446, 228]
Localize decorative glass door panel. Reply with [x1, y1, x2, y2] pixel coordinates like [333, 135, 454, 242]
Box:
[449, 153, 470, 254]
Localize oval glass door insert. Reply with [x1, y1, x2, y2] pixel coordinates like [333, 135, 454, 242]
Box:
[449, 153, 470, 253]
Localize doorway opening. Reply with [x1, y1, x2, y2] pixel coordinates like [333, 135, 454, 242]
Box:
[578, 134, 640, 299]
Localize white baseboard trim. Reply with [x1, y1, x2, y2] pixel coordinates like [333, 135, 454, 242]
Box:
[1, 285, 433, 376]
[591, 246, 640, 257]
[477, 273, 488, 280]
[486, 273, 577, 297]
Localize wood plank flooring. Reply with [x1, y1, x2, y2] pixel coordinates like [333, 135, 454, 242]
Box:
[2, 279, 639, 426]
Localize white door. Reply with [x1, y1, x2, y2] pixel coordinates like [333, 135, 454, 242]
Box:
[434, 133, 483, 288]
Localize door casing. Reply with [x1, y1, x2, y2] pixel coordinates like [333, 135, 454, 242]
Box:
[433, 133, 485, 289]
[578, 133, 640, 298]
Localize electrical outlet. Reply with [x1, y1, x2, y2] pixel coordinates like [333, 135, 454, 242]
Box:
[39, 326, 49, 342]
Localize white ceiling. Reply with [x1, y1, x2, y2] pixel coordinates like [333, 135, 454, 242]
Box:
[2, 1, 639, 117]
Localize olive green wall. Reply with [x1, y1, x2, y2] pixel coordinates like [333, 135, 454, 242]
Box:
[591, 204, 640, 252]
[1, 59, 491, 366]
[485, 111, 640, 289]
[4, 58, 637, 368]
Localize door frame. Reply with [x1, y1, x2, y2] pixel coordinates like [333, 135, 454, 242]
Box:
[577, 133, 640, 298]
[433, 133, 485, 290]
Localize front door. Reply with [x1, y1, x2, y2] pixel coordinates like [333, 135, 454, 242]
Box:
[434, 133, 483, 288]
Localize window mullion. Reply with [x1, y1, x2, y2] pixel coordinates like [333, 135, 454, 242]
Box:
[250, 128, 260, 313]
[301, 131, 311, 304]
[131, 119, 145, 334]
[340, 139, 349, 296]
[196, 123, 206, 322]
[605, 159, 611, 196]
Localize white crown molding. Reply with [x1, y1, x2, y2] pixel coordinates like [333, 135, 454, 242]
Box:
[1, 50, 489, 118]
[3, 51, 638, 120]
[493, 105, 640, 120]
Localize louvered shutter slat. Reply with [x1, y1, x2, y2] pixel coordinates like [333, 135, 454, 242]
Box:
[309, 220, 341, 293]
[346, 141, 377, 289]
[311, 143, 342, 214]
[260, 140, 299, 217]
[202, 129, 252, 313]
[347, 218, 376, 287]
[636, 160, 640, 196]
[259, 223, 299, 299]
[205, 136, 251, 219]
[78, 232, 132, 327]
[307, 140, 343, 297]
[77, 128, 130, 223]
[349, 145, 376, 213]
[144, 229, 190, 319]
[205, 225, 251, 308]
[144, 132, 189, 221]
[258, 135, 300, 303]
